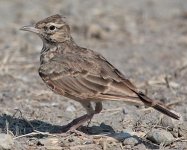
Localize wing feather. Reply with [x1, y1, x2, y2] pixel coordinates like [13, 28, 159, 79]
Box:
[38, 49, 179, 119]
[39, 52, 141, 104]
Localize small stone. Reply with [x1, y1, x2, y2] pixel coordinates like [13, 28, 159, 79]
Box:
[160, 116, 182, 138]
[147, 129, 174, 145]
[134, 144, 147, 150]
[124, 144, 132, 149]
[87, 24, 107, 39]
[123, 128, 133, 133]
[38, 137, 59, 147]
[178, 122, 187, 138]
[0, 133, 14, 150]
[68, 138, 74, 142]
[160, 116, 175, 130]
[170, 127, 179, 138]
[123, 137, 139, 146]
[178, 36, 187, 46]
[66, 105, 76, 112]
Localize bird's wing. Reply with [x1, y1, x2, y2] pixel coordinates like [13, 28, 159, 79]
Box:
[39, 51, 179, 120]
[96, 54, 179, 120]
[39, 52, 142, 105]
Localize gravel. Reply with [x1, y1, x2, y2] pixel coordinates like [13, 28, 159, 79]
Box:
[0, 134, 14, 150]
[147, 129, 175, 145]
[0, 0, 187, 149]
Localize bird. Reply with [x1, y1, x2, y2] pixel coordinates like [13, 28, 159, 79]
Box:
[21, 14, 179, 131]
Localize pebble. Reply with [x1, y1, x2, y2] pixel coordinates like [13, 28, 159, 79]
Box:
[0, 134, 14, 150]
[160, 116, 175, 130]
[37, 138, 62, 150]
[124, 144, 132, 149]
[66, 105, 76, 112]
[178, 122, 187, 139]
[147, 129, 174, 145]
[38, 137, 59, 147]
[87, 24, 107, 39]
[123, 136, 139, 146]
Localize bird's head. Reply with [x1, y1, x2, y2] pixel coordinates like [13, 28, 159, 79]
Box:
[21, 14, 71, 43]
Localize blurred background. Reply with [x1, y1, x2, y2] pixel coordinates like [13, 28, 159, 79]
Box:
[0, 0, 187, 149]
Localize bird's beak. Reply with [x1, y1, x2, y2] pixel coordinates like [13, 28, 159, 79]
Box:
[20, 25, 40, 34]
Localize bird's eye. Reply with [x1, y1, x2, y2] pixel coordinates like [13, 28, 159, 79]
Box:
[49, 25, 56, 31]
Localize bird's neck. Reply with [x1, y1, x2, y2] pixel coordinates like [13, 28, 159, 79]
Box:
[40, 37, 77, 64]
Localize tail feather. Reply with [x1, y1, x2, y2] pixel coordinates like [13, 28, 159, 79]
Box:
[137, 92, 180, 120]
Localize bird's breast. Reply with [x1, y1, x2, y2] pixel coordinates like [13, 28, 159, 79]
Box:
[40, 47, 60, 64]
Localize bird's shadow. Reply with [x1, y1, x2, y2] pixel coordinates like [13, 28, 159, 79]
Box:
[0, 113, 159, 149]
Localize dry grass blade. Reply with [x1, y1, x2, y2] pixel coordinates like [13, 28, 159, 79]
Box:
[13, 130, 55, 140]
[69, 144, 96, 150]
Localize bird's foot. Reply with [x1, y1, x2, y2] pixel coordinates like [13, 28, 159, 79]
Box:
[62, 114, 94, 137]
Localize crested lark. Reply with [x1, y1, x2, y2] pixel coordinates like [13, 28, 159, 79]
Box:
[21, 14, 179, 131]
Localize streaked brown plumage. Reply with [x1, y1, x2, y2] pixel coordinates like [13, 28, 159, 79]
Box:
[21, 14, 179, 130]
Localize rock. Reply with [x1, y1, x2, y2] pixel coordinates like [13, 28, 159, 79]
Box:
[66, 105, 76, 112]
[87, 24, 107, 39]
[0, 134, 14, 150]
[38, 138, 62, 150]
[147, 129, 174, 145]
[38, 137, 59, 147]
[134, 144, 147, 150]
[123, 128, 134, 133]
[170, 127, 179, 138]
[178, 122, 187, 139]
[123, 136, 139, 146]
[160, 116, 175, 130]
[124, 144, 132, 149]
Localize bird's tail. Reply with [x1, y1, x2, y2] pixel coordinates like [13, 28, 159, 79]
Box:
[137, 92, 180, 120]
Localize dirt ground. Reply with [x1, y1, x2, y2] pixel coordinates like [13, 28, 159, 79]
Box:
[0, 0, 187, 149]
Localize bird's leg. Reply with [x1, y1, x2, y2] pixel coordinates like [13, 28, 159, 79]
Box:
[65, 102, 103, 135]
[87, 102, 103, 127]
[66, 102, 94, 132]
[95, 102, 103, 114]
